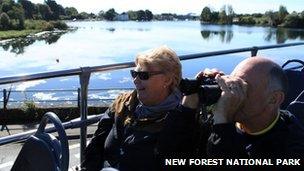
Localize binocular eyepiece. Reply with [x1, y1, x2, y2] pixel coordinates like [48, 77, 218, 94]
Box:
[179, 76, 222, 105]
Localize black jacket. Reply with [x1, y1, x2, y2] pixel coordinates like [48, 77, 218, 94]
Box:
[207, 111, 304, 170]
[81, 91, 198, 171]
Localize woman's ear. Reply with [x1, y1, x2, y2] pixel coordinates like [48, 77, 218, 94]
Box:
[164, 75, 173, 88]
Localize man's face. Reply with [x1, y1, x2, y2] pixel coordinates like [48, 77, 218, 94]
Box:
[231, 63, 270, 122]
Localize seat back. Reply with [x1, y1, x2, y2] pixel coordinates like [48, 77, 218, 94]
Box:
[281, 59, 304, 109]
[11, 112, 69, 171]
[287, 90, 304, 125]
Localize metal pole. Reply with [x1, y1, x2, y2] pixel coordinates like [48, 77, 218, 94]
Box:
[79, 67, 91, 164]
[251, 46, 258, 56]
[3, 89, 6, 109]
[77, 88, 80, 109]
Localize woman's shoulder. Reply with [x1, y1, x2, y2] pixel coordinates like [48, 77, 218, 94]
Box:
[109, 90, 138, 116]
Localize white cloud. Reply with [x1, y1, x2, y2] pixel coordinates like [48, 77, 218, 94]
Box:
[96, 73, 112, 80]
[15, 80, 47, 91]
[33, 92, 59, 100]
[119, 77, 132, 83]
[59, 78, 70, 82]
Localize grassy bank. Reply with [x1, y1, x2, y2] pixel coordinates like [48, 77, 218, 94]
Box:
[0, 20, 68, 40]
[0, 29, 41, 40]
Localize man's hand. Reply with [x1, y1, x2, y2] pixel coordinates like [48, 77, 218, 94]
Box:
[182, 68, 223, 109]
[213, 75, 248, 124]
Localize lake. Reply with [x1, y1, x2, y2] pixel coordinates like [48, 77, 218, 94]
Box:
[0, 21, 303, 107]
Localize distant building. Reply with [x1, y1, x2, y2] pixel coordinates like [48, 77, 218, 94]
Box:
[186, 13, 199, 20]
[115, 12, 129, 21]
[233, 17, 240, 23]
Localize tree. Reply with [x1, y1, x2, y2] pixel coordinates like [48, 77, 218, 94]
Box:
[0, 12, 10, 30]
[98, 10, 104, 19]
[283, 12, 302, 28]
[219, 5, 227, 24]
[127, 10, 137, 20]
[104, 8, 117, 21]
[77, 12, 89, 20]
[7, 4, 25, 29]
[145, 9, 153, 21]
[201, 7, 212, 22]
[65, 7, 78, 19]
[1, 0, 14, 13]
[37, 3, 53, 20]
[265, 10, 279, 26]
[45, 0, 65, 20]
[226, 5, 234, 24]
[210, 11, 219, 22]
[239, 16, 256, 25]
[18, 0, 36, 19]
[137, 10, 146, 21]
[278, 5, 288, 24]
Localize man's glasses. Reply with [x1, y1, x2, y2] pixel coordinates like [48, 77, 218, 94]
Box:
[130, 70, 163, 80]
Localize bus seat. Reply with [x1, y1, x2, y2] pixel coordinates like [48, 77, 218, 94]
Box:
[286, 90, 304, 125]
[11, 112, 69, 171]
[281, 59, 304, 109]
[11, 135, 59, 171]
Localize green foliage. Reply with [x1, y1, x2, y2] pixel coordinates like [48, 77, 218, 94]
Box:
[201, 7, 212, 22]
[145, 10, 153, 21]
[45, 0, 65, 20]
[49, 20, 67, 30]
[278, 5, 288, 23]
[0, 29, 39, 40]
[76, 12, 89, 20]
[41, 21, 53, 31]
[127, 10, 137, 20]
[137, 10, 146, 21]
[24, 19, 47, 29]
[98, 10, 104, 19]
[125, 10, 153, 21]
[21, 101, 38, 120]
[0, 12, 11, 30]
[65, 7, 78, 19]
[219, 6, 227, 24]
[104, 8, 117, 21]
[239, 16, 256, 25]
[18, 0, 37, 19]
[218, 5, 234, 24]
[198, 4, 304, 28]
[282, 12, 303, 28]
[37, 3, 53, 20]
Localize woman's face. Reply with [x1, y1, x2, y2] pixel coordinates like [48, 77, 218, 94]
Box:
[132, 63, 172, 106]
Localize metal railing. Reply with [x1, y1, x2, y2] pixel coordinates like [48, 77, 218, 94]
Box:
[0, 42, 304, 164]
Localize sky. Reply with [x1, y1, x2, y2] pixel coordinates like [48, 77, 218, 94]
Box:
[28, 0, 304, 15]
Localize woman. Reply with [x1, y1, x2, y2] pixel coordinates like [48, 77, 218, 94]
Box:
[81, 46, 198, 171]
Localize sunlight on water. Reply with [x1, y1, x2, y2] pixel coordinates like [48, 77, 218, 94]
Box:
[0, 21, 303, 106]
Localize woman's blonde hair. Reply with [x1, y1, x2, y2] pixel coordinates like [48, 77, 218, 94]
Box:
[135, 45, 182, 91]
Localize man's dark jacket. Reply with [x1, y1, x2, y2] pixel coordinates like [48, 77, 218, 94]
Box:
[207, 111, 304, 170]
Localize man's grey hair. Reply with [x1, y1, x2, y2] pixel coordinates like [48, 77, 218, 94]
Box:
[268, 64, 288, 94]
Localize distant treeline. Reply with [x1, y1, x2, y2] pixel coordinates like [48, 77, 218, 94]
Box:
[200, 5, 304, 28]
[0, 0, 69, 31]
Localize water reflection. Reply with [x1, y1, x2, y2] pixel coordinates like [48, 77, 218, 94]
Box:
[200, 26, 234, 43]
[200, 24, 304, 44]
[0, 31, 68, 55]
[264, 28, 304, 44]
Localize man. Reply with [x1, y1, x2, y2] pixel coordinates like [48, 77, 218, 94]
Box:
[184, 57, 304, 169]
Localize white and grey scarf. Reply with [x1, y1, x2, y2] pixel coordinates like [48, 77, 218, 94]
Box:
[135, 89, 182, 119]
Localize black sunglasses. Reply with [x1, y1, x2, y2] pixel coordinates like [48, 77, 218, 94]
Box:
[130, 70, 163, 80]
